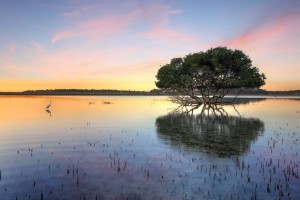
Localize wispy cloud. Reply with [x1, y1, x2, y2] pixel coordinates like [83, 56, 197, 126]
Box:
[60, 3, 96, 19]
[30, 41, 44, 53]
[51, 2, 192, 45]
[220, 13, 300, 54]
[144, 27, 193, 43]
[6, 43, 18, 53]
[52, 14, 132, 44]
[216, 12, 300, 90]
[138, 3, 194, 44]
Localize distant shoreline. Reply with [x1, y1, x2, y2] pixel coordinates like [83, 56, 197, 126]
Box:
[0, 89, 299, 96]
[0, 93, 163, 96]
[0, 89, 155, 96]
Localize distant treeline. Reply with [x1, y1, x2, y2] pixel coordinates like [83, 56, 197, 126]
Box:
[231, 88, 300, 96]
[0, 89, 152, 96]
[228, 88, 300, 96]
[0, 88, 299, 96]
[151, 88, 300, 96]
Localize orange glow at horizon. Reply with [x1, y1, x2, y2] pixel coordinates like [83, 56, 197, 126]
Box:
[1, 77, 300, 92]
[0, 77, 157, 92]
[262, 81, 300, 91]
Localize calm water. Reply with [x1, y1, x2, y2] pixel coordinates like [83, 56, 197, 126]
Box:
[0, 96, 299, 199]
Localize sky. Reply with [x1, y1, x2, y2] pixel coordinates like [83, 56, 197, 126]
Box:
[0, 0, 299, 92]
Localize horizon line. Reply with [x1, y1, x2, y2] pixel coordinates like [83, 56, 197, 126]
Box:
[1, 88, 300, 93]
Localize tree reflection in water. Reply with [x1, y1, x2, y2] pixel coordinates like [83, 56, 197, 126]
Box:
[155, 104, 265, 157]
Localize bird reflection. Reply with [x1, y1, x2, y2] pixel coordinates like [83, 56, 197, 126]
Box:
[155, 108, 265, 157]
[45, 109, 52, 117]
[45, 100, 52, 117]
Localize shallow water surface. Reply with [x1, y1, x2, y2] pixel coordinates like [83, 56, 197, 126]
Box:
[0, 96, 299, 199]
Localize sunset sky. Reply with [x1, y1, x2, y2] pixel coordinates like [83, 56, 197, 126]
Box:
[0, 0, 299, 92]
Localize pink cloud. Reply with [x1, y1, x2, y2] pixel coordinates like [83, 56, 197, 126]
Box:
[215, 13, 300, 90]
[59, 1, 106, 19]
[6, 43, 18, 53]
[144, 27, 194, 43]
[1, 43, 142, 82]
[30, 41, 44, 53]
[1, 44, 19, 71]
[133, 3, 181, 27]
[52, 14, 133, 44]
[138, 3, 195, 44]
[52, 2, 186, 44]
[52, 30, 76, 44]
[219, 13, 300, 54]
[35, 45, 140, 80]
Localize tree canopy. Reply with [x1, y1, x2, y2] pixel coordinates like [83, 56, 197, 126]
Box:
[155, 47, 266, 105]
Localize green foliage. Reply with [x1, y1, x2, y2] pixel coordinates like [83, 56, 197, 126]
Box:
[155, 47, 266, 92]
[155, 58, 182, 88]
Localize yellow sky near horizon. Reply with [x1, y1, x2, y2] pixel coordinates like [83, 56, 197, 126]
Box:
[1, 79, 300, 92]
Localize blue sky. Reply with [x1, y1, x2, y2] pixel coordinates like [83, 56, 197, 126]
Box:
[0, 0, 299, 91]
